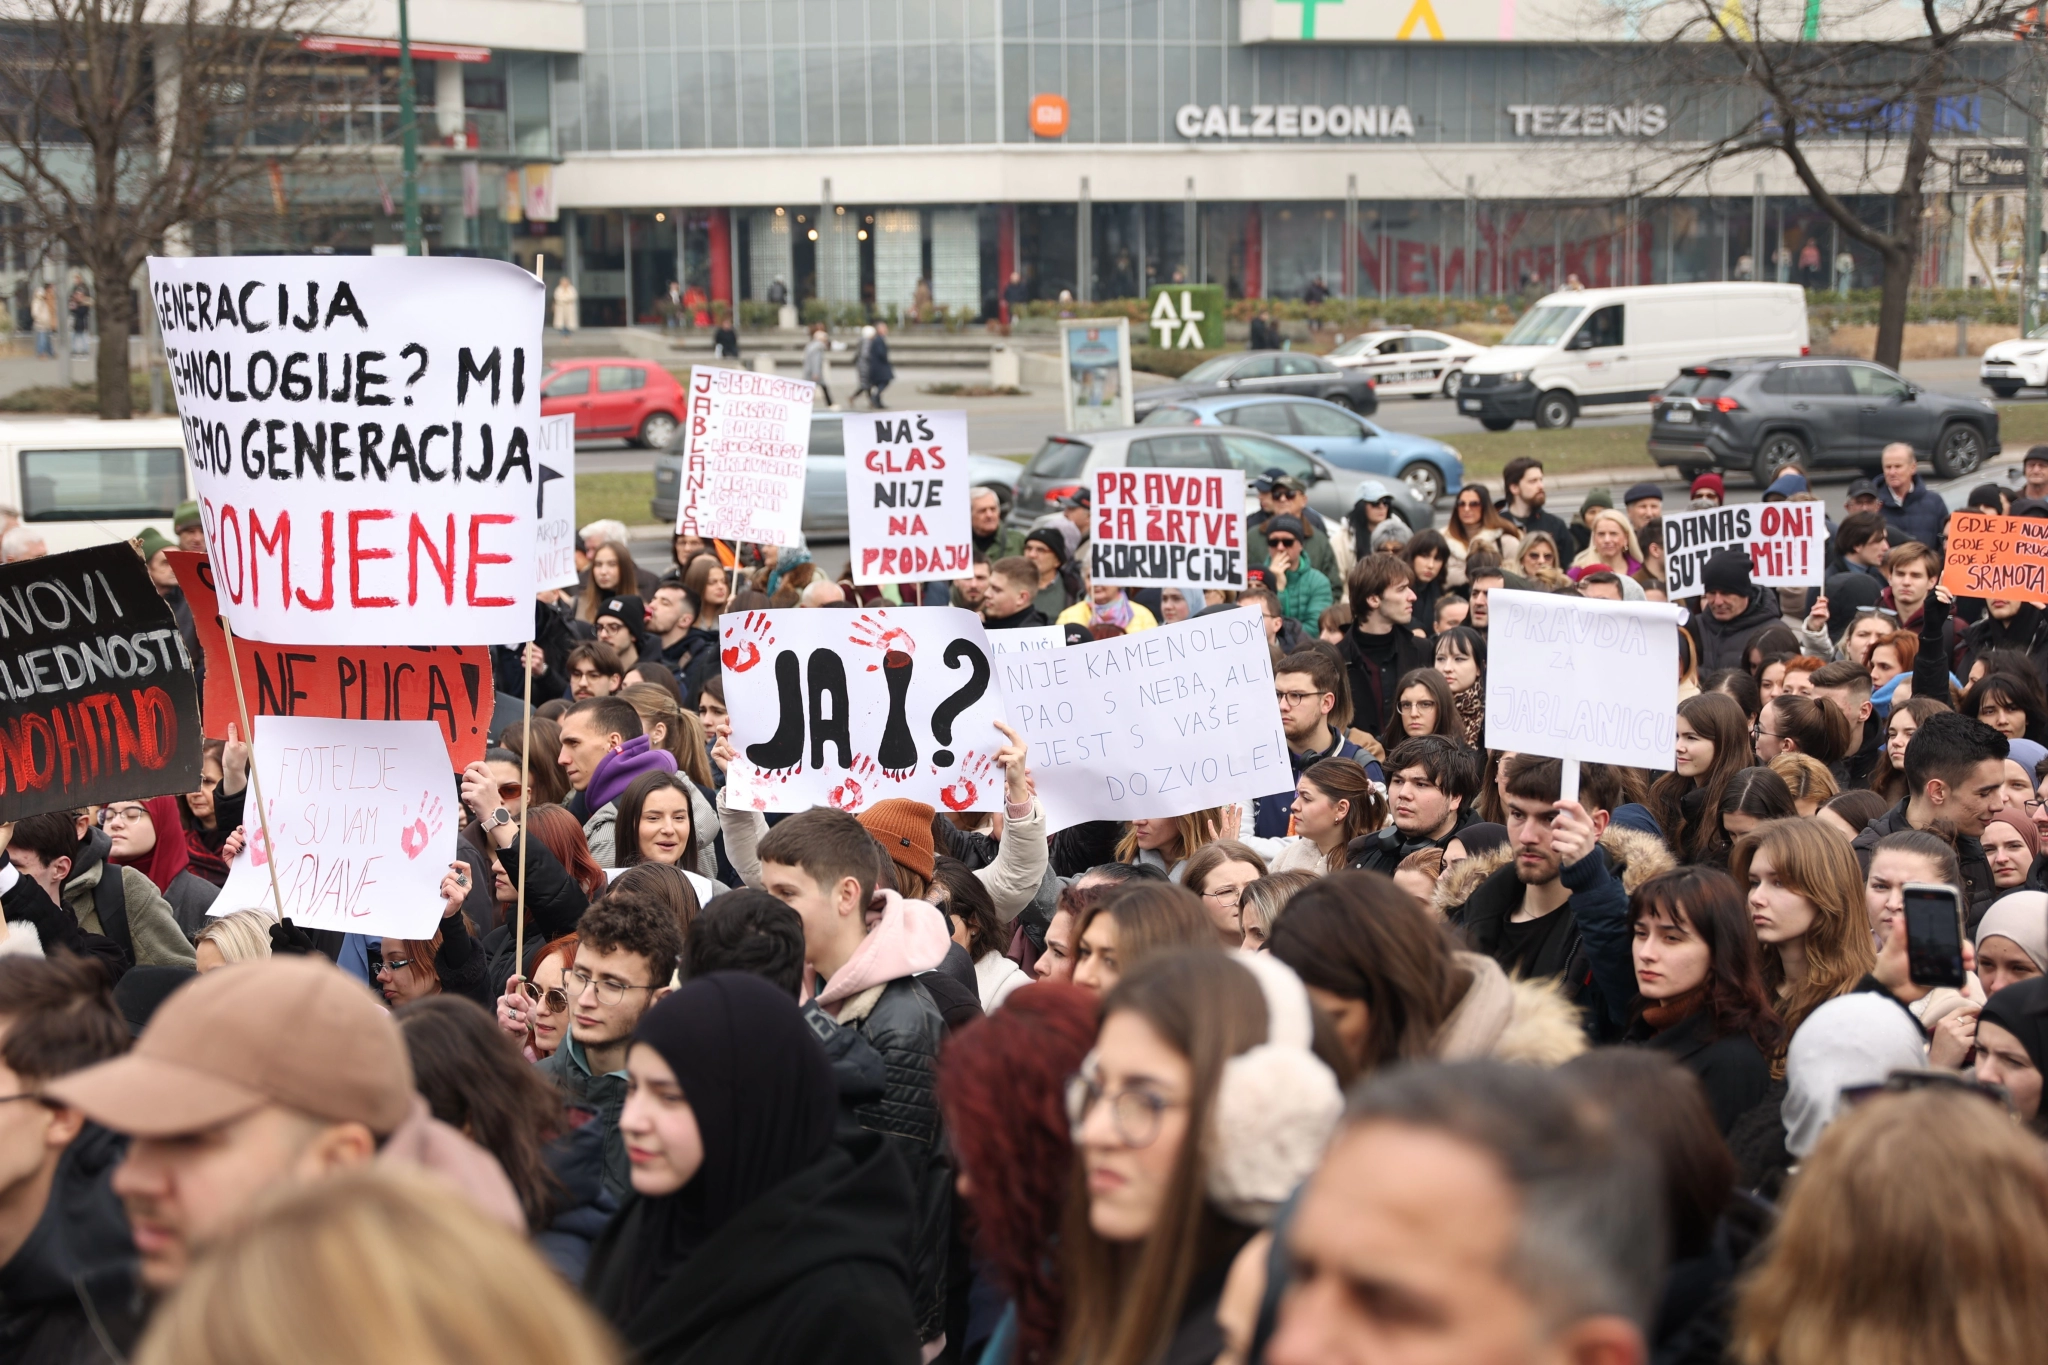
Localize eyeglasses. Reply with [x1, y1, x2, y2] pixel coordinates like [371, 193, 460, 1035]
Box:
[2024, 797, 2048, 814]
[1275, 690, 1326, 707]
[1201, 886, 1245, 909]
[98, 804, 150, 828]
[1398, 699, 1435, 713]
[1065, 1072, 1186, 1148]
[378, 955, 416, 974]
[566, 966, 662, 1006]
[1266, 537, 1299, 549]
[519, 979, 571, 1012]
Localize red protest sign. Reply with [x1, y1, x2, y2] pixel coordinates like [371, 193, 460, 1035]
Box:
[168, 550, 492, 770]
[1941, 511, 2048, 605]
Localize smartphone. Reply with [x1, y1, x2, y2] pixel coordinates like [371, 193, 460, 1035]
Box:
[1902, 882, 1966, 990]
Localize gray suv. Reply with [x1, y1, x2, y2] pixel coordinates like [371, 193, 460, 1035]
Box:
[1647, 356, 2000, 486]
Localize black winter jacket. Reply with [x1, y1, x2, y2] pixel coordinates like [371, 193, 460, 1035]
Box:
[1633, 1010, 1775, 1137]
[536, 1119, 620, 1283]
[584, 1130, 919, 1365]
[0, 1124, 145, 1365]
[1447, 842, 1638, 1041]
[1335, 624, 1433, 738]
[1347, 807, 1475, 876]
[537, 1037, 630, 1201]
[1690, 584, 1783, 674]
[1959, 602, 2048, 690]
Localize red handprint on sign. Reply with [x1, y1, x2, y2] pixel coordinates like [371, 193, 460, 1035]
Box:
[849, 611, 917, 671]
[829, 756, 879, 811]
[721, 611, 776, 672]
[938, 751, 997, 811]
[399, 792, 446, 860]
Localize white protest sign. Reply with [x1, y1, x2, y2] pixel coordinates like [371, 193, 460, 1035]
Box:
[988, 624, 1067, 654]
[1662, 502, 1828, 593]
[150, 256, 541, 646]
[1484, 589, 1683, 771]
[720, 606, 1008, 813]
[1001, 607, 1287, 832]
[844, 410, 972, 585]
[213, 716, 456, 938]
[1090, 467, 1248, 590]
[534, 414, 578, 591]
[676, 366, 813, 547]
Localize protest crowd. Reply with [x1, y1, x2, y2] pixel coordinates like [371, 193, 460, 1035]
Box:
[12, 258, 2048, 1365]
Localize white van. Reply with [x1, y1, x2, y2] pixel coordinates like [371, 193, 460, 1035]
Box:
[0, 418, 191, 555]
[1456, 283, 1808, 430]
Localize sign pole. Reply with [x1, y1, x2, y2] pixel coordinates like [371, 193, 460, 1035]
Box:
[514, 637, 533, 978]
[219, 620, 289, 918]
[1559, 756, 1580, 806]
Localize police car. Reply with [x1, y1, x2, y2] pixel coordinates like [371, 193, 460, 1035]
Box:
[1325, 328, 1486, 399]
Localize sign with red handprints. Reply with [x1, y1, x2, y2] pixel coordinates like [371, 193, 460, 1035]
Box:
[719, 606, 1009, 813]
[211, 715, 457, 938]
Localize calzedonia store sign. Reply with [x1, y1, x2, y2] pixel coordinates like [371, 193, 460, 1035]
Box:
[1175, 102, 1417, 139]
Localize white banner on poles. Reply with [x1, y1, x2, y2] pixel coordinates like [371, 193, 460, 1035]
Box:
[150, 256, 542, 646]
[676, 366, 813, 547]
[720, 606, 1009, 813]
[214, 716, 456, 939]
[535, 414, 579, 591]
[844, 410, 972, 585]
[1000, 607, 1287, 832]
[1483, 589, 1682, 771]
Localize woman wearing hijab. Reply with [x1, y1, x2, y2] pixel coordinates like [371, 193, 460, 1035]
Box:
[1975, 891, 2048, 998]
[584, 972, 918, 1365]
[1975, 976, 2048, 1134]
[103, 796, 221, 942]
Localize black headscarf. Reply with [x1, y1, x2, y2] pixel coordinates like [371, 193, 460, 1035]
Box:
[588, 972, 838, 1324]
[1453, 822, 1510, 860]
[1980, 975, 2048, 1076]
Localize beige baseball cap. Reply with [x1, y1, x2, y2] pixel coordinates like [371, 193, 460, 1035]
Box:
[46, 957, 414, 1138]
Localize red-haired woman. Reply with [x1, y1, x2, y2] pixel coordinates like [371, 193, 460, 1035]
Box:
[936, 983, 1099, 1365]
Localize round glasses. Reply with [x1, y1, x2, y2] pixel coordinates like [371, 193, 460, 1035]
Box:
[1065, 1071, 1185, 1148]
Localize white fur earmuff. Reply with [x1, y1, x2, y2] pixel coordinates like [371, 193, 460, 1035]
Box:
[1205, 952, 1344, 1225]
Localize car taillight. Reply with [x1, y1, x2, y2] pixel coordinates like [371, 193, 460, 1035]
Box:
[1800, 345, 1811, 356]
[1043, 484, 1079, 504]
[1710, 396, 1741, 413]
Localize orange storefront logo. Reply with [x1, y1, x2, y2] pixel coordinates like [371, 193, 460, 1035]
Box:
[1030, 93, 1070, 137]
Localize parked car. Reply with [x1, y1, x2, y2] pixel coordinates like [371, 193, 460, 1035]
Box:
[1136, 394, 1461, 505]
[1458, 283, 1808, 430]
[1325, 327, 1485, 398]
[1133, 350, 1378, 419]
[1980, 323, 2048, 398]
[1646, 356, 2000, 485]
[0, 418, 189, 556]
[1005, 425, 1433, 543]
[539, 358, 687, 448]
[651, 414, 1021, 537]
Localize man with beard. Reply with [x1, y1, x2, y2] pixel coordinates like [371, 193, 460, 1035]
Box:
[1348, 736, 1478, 874]
[1494, 458, 1573, 553]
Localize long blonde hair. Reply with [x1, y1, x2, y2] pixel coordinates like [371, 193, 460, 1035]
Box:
[1569, 508, 1644, 571]
[1734, 1089, 2048, 1365]
[135, 1169, 621, 1365]
[1729, 819, 1876, 1051]
[1114, 807, 1226, 869]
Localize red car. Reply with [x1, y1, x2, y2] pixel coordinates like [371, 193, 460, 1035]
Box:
[538, 358, 685, 448]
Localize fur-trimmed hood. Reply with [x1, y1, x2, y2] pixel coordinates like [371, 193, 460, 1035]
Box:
[1430, 823, 1676, 923]
[1435, 951, 1589, 1067]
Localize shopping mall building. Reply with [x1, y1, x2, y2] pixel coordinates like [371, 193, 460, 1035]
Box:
[216, 0, 2029, 324]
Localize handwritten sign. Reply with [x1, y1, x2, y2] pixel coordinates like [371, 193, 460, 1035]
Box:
[213, 716, 454, 939]
[676, 367, 813, 547]
[535, 414, 578, 591]
[1662, 502, 1827, 592]
[720, 606, 1009, 813]
[1000, 607, 1285, 832]
[149, 256, 542, 646]
[845, 410, 971, 584]
[0, 545, 203, 819]
[1484, 589, 1682, 770]
[168, 551, 490, 771]
[988, 624, 1067, 654]
[1941, 511, 2048, 604]
[1090, 467, 1248, 590]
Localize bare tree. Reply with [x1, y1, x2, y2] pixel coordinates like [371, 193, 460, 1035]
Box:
[0, 0, 337, 418]
[1623, 1, 2037, 366]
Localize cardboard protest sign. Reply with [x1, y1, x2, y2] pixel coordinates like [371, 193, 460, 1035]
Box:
[151, 257, 542, 647]
[168, 551, 491, 771]
[215, 716, 455, 939]
[0, 544, 203, 819]
[676, 367, 813, 547]
[1089, 468, 1248, 591]
[845, 410, 972, 584]
[1940, 512, 2048, 605]
[720, 607, 1009, 813]
[1001, 608, 1287, 832]
[1484, 589, 1683, 771]
[535, 414, 579, 591]
[988, 624, 1067, 654]
[1662, 502, 1827, 593]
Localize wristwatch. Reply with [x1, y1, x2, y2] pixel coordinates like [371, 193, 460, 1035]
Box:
[482, 806, 516, 832]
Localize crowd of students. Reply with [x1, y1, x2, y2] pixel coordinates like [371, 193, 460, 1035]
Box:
[7, 447, 2048, 1365]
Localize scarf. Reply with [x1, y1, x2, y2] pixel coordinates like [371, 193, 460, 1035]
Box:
[180, 824, 230, 887]
[1451, 683, 1485, 747]
[1640, 986, 1707, 1033]
[587, 973, 838, 1328]
[110, 796, 192, 894]
[1091, 591, 1134, 630]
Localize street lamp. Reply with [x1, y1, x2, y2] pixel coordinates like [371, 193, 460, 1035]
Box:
[398, 0, 421, 255]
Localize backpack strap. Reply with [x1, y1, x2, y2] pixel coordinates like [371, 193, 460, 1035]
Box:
[93, 865, 133, 961]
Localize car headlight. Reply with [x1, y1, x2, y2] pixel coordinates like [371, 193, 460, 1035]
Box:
[1503, 371, 1526, 384]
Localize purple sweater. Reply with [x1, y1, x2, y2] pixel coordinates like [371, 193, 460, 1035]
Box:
[586, 735, 679, 812]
